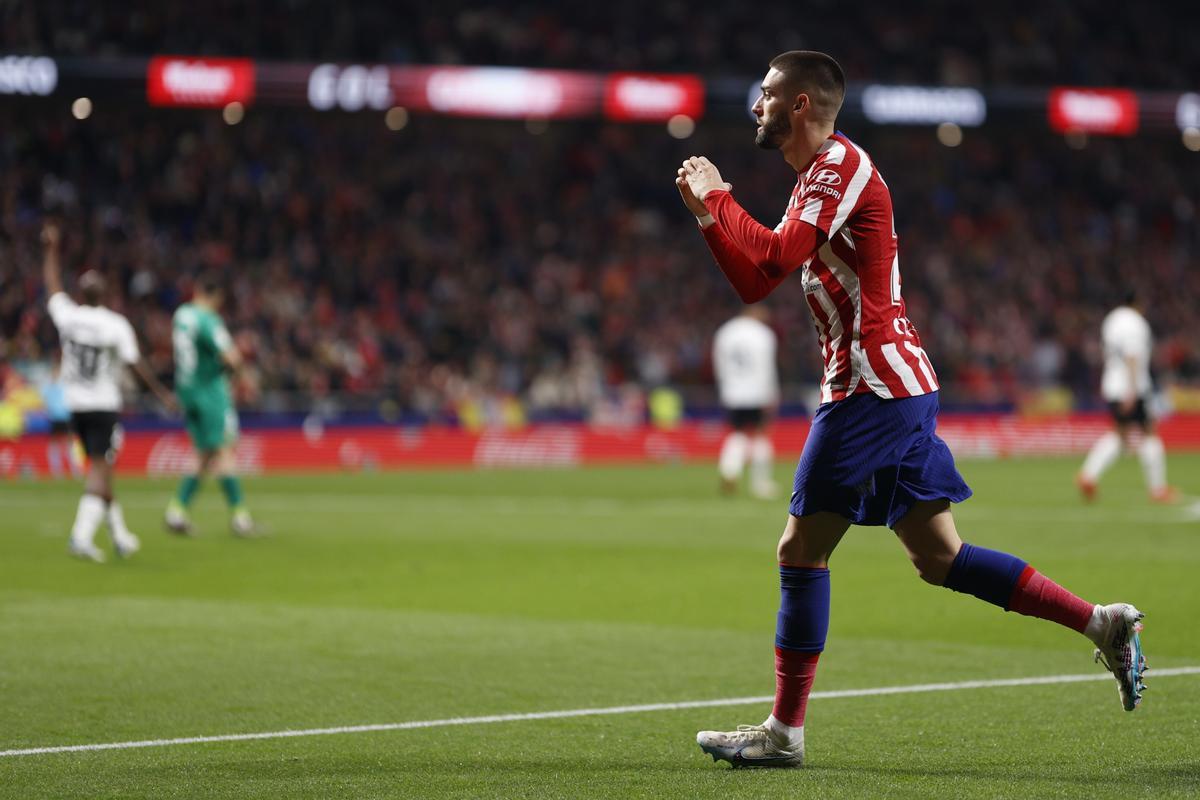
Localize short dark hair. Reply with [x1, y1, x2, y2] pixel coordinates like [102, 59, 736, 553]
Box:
[78, 270, 107, 306]
[768, 51, 846, 122]
[194, 273, 224, 297]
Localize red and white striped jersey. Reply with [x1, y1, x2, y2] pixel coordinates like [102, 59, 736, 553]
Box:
[782, 133, 936, 402]
[700, 132, 937, 404]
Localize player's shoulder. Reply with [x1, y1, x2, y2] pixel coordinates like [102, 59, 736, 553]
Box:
[98, 305, 135, 333]
[814, 132, 871, 169]
[47, 291, 76, 314]
[173, 302, 200, 324]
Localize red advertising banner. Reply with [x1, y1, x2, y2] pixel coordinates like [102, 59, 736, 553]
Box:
[603, 73, 705, 121]
[4, 414, 1200, 478]
[1048, 87, 1139, 135]
[147, 56, 256, 107]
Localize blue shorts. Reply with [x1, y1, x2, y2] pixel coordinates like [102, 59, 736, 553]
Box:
[789, 391, 971, 528]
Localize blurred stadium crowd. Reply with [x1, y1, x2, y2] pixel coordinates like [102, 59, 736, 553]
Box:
[2, 109, 1196, 423]
[4, 0, 1198, 86]
[1, 1, 1197, 427]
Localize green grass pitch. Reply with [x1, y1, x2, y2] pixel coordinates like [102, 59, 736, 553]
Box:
[1, 455, 1198, 799]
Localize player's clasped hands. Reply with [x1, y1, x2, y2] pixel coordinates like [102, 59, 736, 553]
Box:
[675, 156, 731, 217]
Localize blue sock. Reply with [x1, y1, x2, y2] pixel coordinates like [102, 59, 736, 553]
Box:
[942, 543, 1027, 610]
[775, 565, 830, 652]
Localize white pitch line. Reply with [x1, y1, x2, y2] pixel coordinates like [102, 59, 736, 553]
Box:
[3, 666, 1198, 759]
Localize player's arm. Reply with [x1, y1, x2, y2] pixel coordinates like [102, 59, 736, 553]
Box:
[213, 324, 243, 372]
[131, 358, 179, 413]
[677, 157, 822, 303]
[118, 320, 177, 412]
[41, 221, 64, 298]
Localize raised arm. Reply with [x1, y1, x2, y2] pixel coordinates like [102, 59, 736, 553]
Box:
[41, 221, 64, 297]
[677, 157, 823, 303]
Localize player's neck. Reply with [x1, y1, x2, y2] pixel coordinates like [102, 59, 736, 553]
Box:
[782, 124, 836, 173]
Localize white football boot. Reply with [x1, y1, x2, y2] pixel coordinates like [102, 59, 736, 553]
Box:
[231, 509, 262, 538]
[164, 501, 194, 536]
[696, 724, 804, 768]
[113, 532, 141, 559]
[68, 541, 106, 563]
[1089, 603, 1148, 711]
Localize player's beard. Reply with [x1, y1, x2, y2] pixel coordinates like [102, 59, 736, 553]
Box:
[755, 112, 790, 149]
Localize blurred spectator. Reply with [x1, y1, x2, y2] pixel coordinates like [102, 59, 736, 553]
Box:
[4, 1, 1198, 88]
[0, 106, 1196, 420]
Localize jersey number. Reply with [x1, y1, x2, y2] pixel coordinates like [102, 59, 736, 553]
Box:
[173, 328, 197, 377]
[888, 224, 915, 337]
[71, 343, 102, 380]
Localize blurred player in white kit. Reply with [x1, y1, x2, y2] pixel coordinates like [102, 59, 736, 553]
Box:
[42, 221, 176, 562]
[712, 305, 780, 499]
[1077, 290, 1176, 503]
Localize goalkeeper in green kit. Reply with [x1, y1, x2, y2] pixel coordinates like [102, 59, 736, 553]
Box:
[165, 276, 257, 536]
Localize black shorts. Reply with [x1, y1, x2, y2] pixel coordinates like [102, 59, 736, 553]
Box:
[727, 407, 766, 430]
[70, 411, 123, 462]
[1108, 398, 1150, 428]
[49, 419, 71, 435]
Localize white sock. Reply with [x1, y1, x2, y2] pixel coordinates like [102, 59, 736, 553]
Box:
[1083, 604, 1109, 646]
[764, 714, 804, 749]
[1137, 435, 1167, 493]
[718, 431, 749, 482]
[70, 494, 107, 549]
[749, 434, 774, 489]
[106, 501, 137, 548]
[1081, 431, 1121, 482]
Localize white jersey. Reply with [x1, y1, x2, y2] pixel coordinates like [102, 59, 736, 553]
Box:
[713, 315, 779, 409]
[1100, 305, 1152, 402]
[47, 292, 139, 412]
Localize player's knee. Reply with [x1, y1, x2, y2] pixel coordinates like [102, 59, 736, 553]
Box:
[776, 536, 794, 565]
[776, 529, 820, 566]
[908, 551, 954, 586]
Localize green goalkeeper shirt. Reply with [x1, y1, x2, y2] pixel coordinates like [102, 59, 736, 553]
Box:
[172, 302, 232, 405]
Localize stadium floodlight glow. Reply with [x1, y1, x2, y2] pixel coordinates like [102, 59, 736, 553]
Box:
[384, 106, 409, 131]
[666, 114, 695, 139]
[936, 121, 963, 147]
[71, 97, 92, 120]
[0, 55, 57, 96]
[861, 85, 986, 126]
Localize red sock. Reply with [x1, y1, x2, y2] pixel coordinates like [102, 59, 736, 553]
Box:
[772, 648, 820, 727]
[1007, 566, 1094, 632]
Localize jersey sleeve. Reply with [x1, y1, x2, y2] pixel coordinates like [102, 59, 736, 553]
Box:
[211, 321, 234, 355]
[46, 292, 77, 329]
[701, 192, 822, 303]
[117, 317, 140, 364]
[785, 142, 869, 239]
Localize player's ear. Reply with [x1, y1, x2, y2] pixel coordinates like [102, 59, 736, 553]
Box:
[793, 93, 808, 114]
